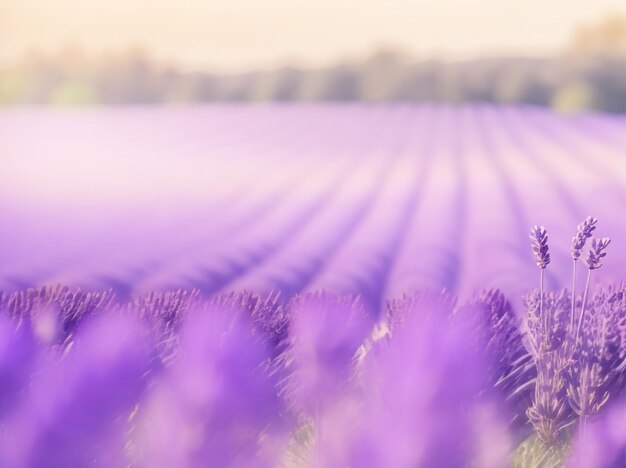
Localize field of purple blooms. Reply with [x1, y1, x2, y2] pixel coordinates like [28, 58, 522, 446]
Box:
[2, 105, 626, 466]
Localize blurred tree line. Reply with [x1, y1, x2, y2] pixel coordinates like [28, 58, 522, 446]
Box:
[1, 14, 626, 113]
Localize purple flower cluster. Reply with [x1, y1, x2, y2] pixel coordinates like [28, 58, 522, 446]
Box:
[516, 218, 626, 467]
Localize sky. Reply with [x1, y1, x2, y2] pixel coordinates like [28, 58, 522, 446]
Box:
[1, 0, 625, 71]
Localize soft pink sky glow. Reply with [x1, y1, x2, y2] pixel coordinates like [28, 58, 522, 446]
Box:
[2, 0, 625, 71]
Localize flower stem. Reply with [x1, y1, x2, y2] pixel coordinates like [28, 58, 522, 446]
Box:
[571, 259, 577, 333]
[315, 408, 320, 463]
[576, 269, 592, 342]
[541, 269, 546, 342]
[580, 414, 587, 440]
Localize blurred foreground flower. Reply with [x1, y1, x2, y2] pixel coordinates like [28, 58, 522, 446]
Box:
[0, 314, 151, 467]
[134, 305, 286, 468]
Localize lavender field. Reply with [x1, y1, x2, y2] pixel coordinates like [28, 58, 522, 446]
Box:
[2, 105, 626, 466]
[2, 105, 626, 305]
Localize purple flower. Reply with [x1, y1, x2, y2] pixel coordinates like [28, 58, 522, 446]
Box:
[0, 318, 36, 419]
[385, 290, 456, 334]
[1, 314, 152, 467]
[567, 399, 626, 467]
[134, 305, 285, 467]
[566, 286, 626, 422]
[524, 289, 571, 355]
[522, 289, 576, 443]
[205, 291, 288, 354]
[282, 292, 373, 415]
[0, 286, 117, 342]
[530, 225, 551, 270]
[310, 306, 512, 467]
[571, 217, 598, 261]
[459, 290, 531, 427]
[586, 237, 611, 270]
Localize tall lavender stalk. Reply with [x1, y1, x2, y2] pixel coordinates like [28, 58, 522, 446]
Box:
[576, 237, 611, 341]
[530, 225, 550, 338]
[571, 217, 597, 331]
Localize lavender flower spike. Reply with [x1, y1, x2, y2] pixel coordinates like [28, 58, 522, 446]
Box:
[530, 225, 550, 269]
[586, 237, 611, 270]
[530, 225, 550, 337]
[571, 216, 598, 261]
